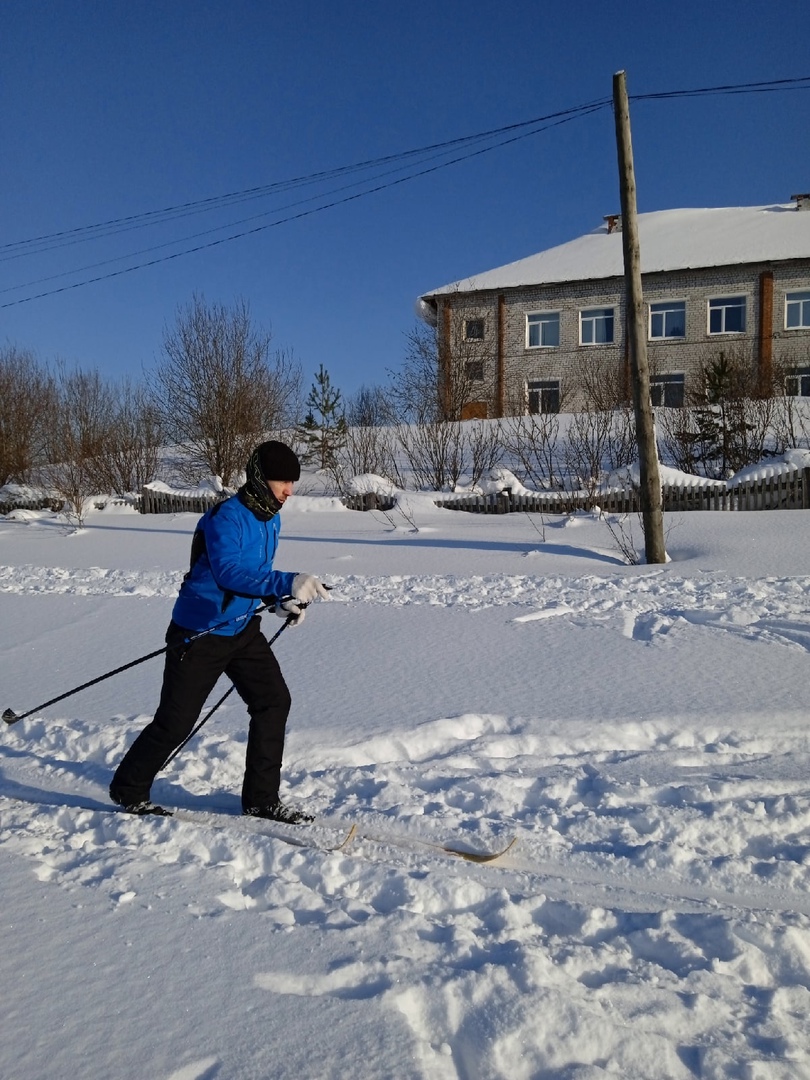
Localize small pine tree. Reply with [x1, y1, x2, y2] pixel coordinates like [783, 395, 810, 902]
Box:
[697, 353, 759, 477]
[296, 365, 347, 473]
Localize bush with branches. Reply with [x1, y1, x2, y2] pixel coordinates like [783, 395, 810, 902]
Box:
[337, 384, 399, 487]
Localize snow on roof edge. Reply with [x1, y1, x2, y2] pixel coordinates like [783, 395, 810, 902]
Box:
[420, 202, 810, 300]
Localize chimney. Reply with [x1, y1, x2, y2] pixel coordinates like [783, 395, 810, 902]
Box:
[791, 193, 810, 211]
[604, 214, 622, 234]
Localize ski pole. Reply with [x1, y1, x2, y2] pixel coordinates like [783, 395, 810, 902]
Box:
[159, 587, 333, 768]
[159, 610, 298, 770]
[2, 602, 274, 726]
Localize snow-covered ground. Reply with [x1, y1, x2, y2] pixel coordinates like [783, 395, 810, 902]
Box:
[2, 493, 810, 1079]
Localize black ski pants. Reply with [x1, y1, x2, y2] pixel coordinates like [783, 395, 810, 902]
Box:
[111, 616, 291, 810]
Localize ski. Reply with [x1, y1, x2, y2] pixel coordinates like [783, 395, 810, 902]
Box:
[351, 827, 517, 864]
[440, 836, 517, 863]
[164, 807, 359, 853]
[172, 810, 515, 864]
[1, 795, 357, 854]
[3, 793, 516, 864]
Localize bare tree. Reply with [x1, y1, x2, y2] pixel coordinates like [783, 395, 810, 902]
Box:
[766, 355, 810, 454]
[575, 351, 629, 412]
[563, 408, 618, 498]
[336, 425, 399, 491]
[389, 322, 444, 424]
[151, 295, 301, 486]
[656, 405, 714, 477]
[337, 384, 399, 488]
[398, 419, 466, 491]
[501, 412, 564, 491]
[389, 320, 502, 490]
[0, 346, 54, 485]
[465, 419, 504, 488]
[345, 384, 395, 428]
[391, 318, 493, 424]
[46, 364, 116, 524]
[605, 406, 638, 472]
[85, 380, 163, 495]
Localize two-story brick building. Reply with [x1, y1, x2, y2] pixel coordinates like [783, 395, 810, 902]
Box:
[418, 196, 810, 418]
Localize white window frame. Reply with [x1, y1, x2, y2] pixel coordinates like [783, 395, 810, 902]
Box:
[785, 290, 810, 330]
[527, 379, 560, 415]
[579, 306, 615, 345]
[785, 367, 810, 397]
[649, 300, 686, 340]
[526, 311, 560, 349]
[708, 296, 746, 335]
[650, 373, 685, 408]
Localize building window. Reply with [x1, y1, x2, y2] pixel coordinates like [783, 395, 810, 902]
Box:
[526, 311, 560, 348]
[464, 318, 485, 341]
[649, 300, 686, 340]
[527, 379, 560, 414]
[786, 291, 810, 330]
[785, 367, 810, 397]
[580, 307, 615, 345]
[650, 373, 685, 408]
[708, 296, 746, 334]
[465, 360, 484, 382]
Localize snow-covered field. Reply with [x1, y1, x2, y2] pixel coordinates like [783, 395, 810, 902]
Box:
[2, 493, 810, 1079]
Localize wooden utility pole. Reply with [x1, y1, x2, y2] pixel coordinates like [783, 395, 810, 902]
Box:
[612, 70, 666, 564]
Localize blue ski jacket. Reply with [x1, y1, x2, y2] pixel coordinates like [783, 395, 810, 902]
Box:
[172, 495, 297, 636]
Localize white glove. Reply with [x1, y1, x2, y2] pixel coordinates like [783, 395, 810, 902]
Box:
[275, 574, 330, 627]
[291, 574, 330, 604]
[275, 596, 306, 626]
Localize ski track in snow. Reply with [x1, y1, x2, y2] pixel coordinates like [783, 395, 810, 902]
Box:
[4, 705, 810, 1077]
[4, 557, 810, 1075]
[4, 563, 810, 653]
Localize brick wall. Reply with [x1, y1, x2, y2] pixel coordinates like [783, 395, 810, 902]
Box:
[436, 259, 810, 415]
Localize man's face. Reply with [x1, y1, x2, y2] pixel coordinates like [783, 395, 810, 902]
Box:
[267, 479, 295, 504]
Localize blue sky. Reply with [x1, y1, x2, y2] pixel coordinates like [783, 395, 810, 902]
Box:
[2, 0, 808, 401]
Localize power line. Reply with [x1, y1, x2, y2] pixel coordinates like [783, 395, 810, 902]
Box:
[0, 101, 609, 307]
[633, 74, 810, 101]
[2, 74, 808, 309]
[0, 99, 609, 262]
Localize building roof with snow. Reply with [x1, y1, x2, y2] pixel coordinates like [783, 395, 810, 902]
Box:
[421, 199, 810, 299]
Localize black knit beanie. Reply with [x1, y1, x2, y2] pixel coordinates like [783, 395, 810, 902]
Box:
[238, 441, 301, 521]
[257, 440, 301, 482]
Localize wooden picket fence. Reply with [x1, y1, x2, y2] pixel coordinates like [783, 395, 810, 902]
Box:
[436, 466, 810, 516]
[139, 487, 226, 514]
[340, 492, 397, 512]
[138, 488, 395, 515]
[0, 492, 63, 514]
[135, 467, 810, 516]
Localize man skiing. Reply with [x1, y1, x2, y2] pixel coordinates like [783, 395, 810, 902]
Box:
[109, 440, 329, 822]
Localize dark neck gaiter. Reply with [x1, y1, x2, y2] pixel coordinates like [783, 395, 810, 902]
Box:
[237, 447, 283, 521]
